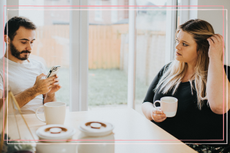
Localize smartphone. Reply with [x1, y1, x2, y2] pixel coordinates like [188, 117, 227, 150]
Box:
[47, 65, 61, 78]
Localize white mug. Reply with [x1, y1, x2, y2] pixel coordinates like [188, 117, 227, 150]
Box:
[153, 96, 178, 117]
[35, 102, 66, 125]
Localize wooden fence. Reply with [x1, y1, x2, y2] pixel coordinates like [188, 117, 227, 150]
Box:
[88, 24, 128, 69]
[32, 24, 128, 69]
[32, 25, 166, 86]
[32, 25, 70, 67]
[120, 30, 166, 86]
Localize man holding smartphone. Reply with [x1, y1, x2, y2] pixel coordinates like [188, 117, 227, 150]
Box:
[0, 16, 61, 114]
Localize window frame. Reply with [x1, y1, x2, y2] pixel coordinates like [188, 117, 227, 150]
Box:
[3, 0, 189, 111]
[70, 0, 88, 111]
[128, 0, 178, 109]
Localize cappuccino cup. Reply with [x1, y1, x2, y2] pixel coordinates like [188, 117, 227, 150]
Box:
[35, 102, 66, 125]
[153, 96, 178, 117]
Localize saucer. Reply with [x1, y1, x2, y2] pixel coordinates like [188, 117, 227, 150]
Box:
[78, 121, 114, 137]
[36, 124, 76, 142]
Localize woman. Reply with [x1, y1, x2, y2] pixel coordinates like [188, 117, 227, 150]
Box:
[142, 19, 230, 151]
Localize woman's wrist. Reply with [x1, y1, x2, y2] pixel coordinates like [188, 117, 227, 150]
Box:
[209, 56, 223, 65]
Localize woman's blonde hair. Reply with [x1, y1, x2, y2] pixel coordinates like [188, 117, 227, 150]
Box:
[155, 19, 214, 109]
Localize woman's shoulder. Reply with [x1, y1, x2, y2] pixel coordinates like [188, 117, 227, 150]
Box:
[158, 62, 172, 75]
[224, 64, 230, 81]
[224, 64, 230, 70]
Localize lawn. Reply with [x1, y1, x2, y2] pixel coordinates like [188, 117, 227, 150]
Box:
[55, 68, 149, 106]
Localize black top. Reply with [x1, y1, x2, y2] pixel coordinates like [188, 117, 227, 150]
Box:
[143, 63, 230, 144]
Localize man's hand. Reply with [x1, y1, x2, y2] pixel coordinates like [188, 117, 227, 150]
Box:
[43, 74, 61, 103]
[33, 73, 57, 95]
[48, 74, 61, 94]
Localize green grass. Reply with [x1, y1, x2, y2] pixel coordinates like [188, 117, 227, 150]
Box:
[54, 68, 148, 106]
[88, 69, 128, 106]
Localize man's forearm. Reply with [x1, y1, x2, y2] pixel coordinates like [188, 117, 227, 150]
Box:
[14, 87, 40, 108]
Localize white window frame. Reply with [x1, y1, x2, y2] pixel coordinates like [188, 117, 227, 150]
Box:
[165, 0, 178, 63]
[127, 0, 136, 109]
[127, 0, 178, 109]
[70, 0, 88, 111]
[3, 0, 193, 111]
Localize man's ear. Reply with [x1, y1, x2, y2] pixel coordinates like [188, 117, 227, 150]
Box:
[196, 47, 200, 55]
[4, 35, 10, 44]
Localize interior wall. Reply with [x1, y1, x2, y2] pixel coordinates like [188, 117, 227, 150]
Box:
[0, 0, 18, 58]
[195, 0, 230, 65]
[0, 0, 6, 58]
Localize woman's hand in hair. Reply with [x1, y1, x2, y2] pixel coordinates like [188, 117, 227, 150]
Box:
[207, 34, 224, 62]
[151, 108, 167, 123]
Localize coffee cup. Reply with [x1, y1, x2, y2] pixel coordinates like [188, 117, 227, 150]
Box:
[153, 96, 178, 117]
[35, 102, 66, 124]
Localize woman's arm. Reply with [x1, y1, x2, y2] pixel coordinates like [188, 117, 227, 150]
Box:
[207, 34, 230, 114]
[142, 102, 155, 120]
[142, 65, 169, 122]
[142, 102, 166, 122]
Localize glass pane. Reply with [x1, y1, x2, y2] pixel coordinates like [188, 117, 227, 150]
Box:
[88, 0, 129, 110]
[135, 0, 169, 114]
[19, 0, 70, 107]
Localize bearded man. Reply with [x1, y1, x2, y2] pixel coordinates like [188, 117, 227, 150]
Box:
[0, 16, 61, 114]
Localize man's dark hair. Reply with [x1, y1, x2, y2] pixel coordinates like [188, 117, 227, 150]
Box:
[4, 16, 36, 40]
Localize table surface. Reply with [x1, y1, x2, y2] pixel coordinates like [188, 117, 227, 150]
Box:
[7, 108, 197, 153]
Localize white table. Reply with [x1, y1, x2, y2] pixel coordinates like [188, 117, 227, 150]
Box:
[8, 108, 197, 153]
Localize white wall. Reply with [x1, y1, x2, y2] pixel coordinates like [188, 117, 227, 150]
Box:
[19, 0, 44, 26]
[0, 0, 6, 58]
[193, 0, 230, 65]
[0, 0, 18, 58]
[6, 0, 19, 19]
[0, 0, 44, 58]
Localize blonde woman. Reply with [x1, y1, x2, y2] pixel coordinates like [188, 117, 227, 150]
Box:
[142, 19, 230, 151]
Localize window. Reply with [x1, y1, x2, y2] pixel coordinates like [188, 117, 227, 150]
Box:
[18, 0, 71, 108]
[88, 0, 129, 110]
[134, 0, 177, 113]
[111, 0, 118, 23]
[95, 1, 102, 21]
[6, 0, 178, 112]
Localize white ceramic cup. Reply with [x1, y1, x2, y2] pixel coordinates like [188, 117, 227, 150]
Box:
[35, 102, 66, 125]
[153, 96, 178, 117]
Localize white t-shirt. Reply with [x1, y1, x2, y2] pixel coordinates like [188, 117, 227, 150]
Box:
[0, 57, 46, 114]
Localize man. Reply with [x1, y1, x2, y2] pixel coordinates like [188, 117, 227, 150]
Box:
[0, 16, 61, 114]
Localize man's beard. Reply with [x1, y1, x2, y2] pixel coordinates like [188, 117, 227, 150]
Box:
[10, 42, 31, 60]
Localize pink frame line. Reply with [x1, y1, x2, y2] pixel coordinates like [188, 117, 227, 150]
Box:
[2, 5, 228, 144]
[3, 5, 226, 7]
